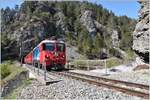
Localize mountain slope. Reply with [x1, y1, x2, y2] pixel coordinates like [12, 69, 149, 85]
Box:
[1, 1, 136, 60]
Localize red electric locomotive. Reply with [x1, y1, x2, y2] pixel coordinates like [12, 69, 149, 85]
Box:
[24, 39, 66, 70]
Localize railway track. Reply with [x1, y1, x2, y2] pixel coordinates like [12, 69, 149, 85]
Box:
[57, 71, 149, 99]
[21, 63, 149, 99]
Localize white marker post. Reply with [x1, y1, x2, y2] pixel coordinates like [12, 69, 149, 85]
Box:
[38, 62, 40, 75]
[44, 62, 46, 81]
[104, 59, 107, 75]
[87, 60, 89, 70]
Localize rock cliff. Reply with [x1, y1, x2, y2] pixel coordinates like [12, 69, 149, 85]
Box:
[133, 0, 149, 63]
[80, 10, 120, 48]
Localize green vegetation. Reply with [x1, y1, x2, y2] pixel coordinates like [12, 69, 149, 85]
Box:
[1, 63, 11, 79]
[0, 61, 27, 86]
[125, 49, 136, 61]
[1, 61, 32, 99]
[3, 79, 33, 99]
[106, 58, 122, 68]
[70, 57, 122, 69]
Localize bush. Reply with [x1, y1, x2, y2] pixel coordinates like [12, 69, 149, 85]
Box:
[126, 49, 135, 61]
[109, 48, 122, 58]
[106, 58, 122, 68]
[1, 64, 11, 79]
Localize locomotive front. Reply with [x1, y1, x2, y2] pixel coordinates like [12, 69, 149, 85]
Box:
[40, 40, 66, 69]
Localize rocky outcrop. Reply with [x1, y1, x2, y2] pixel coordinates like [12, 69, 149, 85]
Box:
[80, 10, 97, 37]
[132, 0, 149, 63]
[111, 30, 120, 47]
[54, 11, 69, 33]
[80, 10, 120, 47]
[66, 44, 86, 60]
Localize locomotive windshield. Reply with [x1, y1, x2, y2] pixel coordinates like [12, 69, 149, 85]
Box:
[57, 43, 65, 52]
[43, 43, 55, 51]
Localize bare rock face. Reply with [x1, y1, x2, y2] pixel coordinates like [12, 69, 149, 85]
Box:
[80, 10, 97, 37]
[111, 30, 120, 47]
[54, 11, 69, 33]
[132, 0, 149, 63]
[80, 10, 120, 48]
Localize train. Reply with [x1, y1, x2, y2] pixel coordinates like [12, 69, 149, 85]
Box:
[24, 39, 66, 70]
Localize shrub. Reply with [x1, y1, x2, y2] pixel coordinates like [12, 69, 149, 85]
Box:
[126, 49, 135, 61]
[106, 58, 122, 68]
[1, 64, 11, 79]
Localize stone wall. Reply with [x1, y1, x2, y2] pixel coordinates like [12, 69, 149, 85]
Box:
[1, 70, 29, 97]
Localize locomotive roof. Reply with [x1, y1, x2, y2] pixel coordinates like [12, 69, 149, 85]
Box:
[40, 39, 65, 44]
[33, 39, 65, 51]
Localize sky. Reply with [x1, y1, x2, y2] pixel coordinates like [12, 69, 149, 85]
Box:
[88, 0, 140, 19]
[0, 0, 140, 19]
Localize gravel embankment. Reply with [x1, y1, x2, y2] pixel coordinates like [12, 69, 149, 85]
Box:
[17, 77, 145, 100]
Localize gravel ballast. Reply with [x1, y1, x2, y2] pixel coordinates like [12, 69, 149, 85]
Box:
[17, 76, 145, 100]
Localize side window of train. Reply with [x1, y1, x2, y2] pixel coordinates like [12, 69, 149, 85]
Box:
[43, 43, 46, 50]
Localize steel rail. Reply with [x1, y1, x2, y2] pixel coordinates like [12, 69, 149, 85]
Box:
[67, 71, 149, 90]
[58, 72, 149, 99]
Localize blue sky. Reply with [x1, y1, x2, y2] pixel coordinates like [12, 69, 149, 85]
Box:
[0, 0, 23, 9]
[88, 0, 140, 19]
[0, 0, 140, 19]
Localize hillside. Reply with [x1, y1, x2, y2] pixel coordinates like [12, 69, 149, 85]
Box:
[1, 1, 137, 60]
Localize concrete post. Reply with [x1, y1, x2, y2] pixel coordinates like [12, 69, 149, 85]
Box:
[104, 59, 107, 75]
[44, 62, 46, 81]
[87, 60, 89, 70]
[19, 36, 23, 67]
[38, 62, 40, 75]
[68, 62, 70, 69]
[34, 62, 35, 72]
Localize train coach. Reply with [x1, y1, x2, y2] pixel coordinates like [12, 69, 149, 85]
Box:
[24, 39, 66, 70]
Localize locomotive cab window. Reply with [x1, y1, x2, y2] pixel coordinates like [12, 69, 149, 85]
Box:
[43, 43, 55, 51]
[57, 43, 65, 52]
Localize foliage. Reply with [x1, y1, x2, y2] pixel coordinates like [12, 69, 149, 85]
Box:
[125, 49, 136, 61]
[1, 63, 11, 79]
[106, 57, 122, 68]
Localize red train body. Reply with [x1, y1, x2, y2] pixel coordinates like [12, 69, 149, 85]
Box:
[24, 52, 33, 64]
[24, 39, 66, 70]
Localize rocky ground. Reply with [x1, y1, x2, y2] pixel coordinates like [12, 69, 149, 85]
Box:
[66, 44, 86, 60]
[17, 76, 145, 100]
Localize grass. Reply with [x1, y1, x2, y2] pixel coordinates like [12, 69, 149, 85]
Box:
[70, 57, 122, 69]
[0, 61, 27, 86]
[1, 63, 11, 79]
[125, 49, 136, 61]
[3, 78, 34, 99]
[106, 58, 122, 68]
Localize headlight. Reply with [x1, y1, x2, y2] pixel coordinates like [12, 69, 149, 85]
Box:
[54, 52, 58, 56]
[45, 55, 49, 60]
